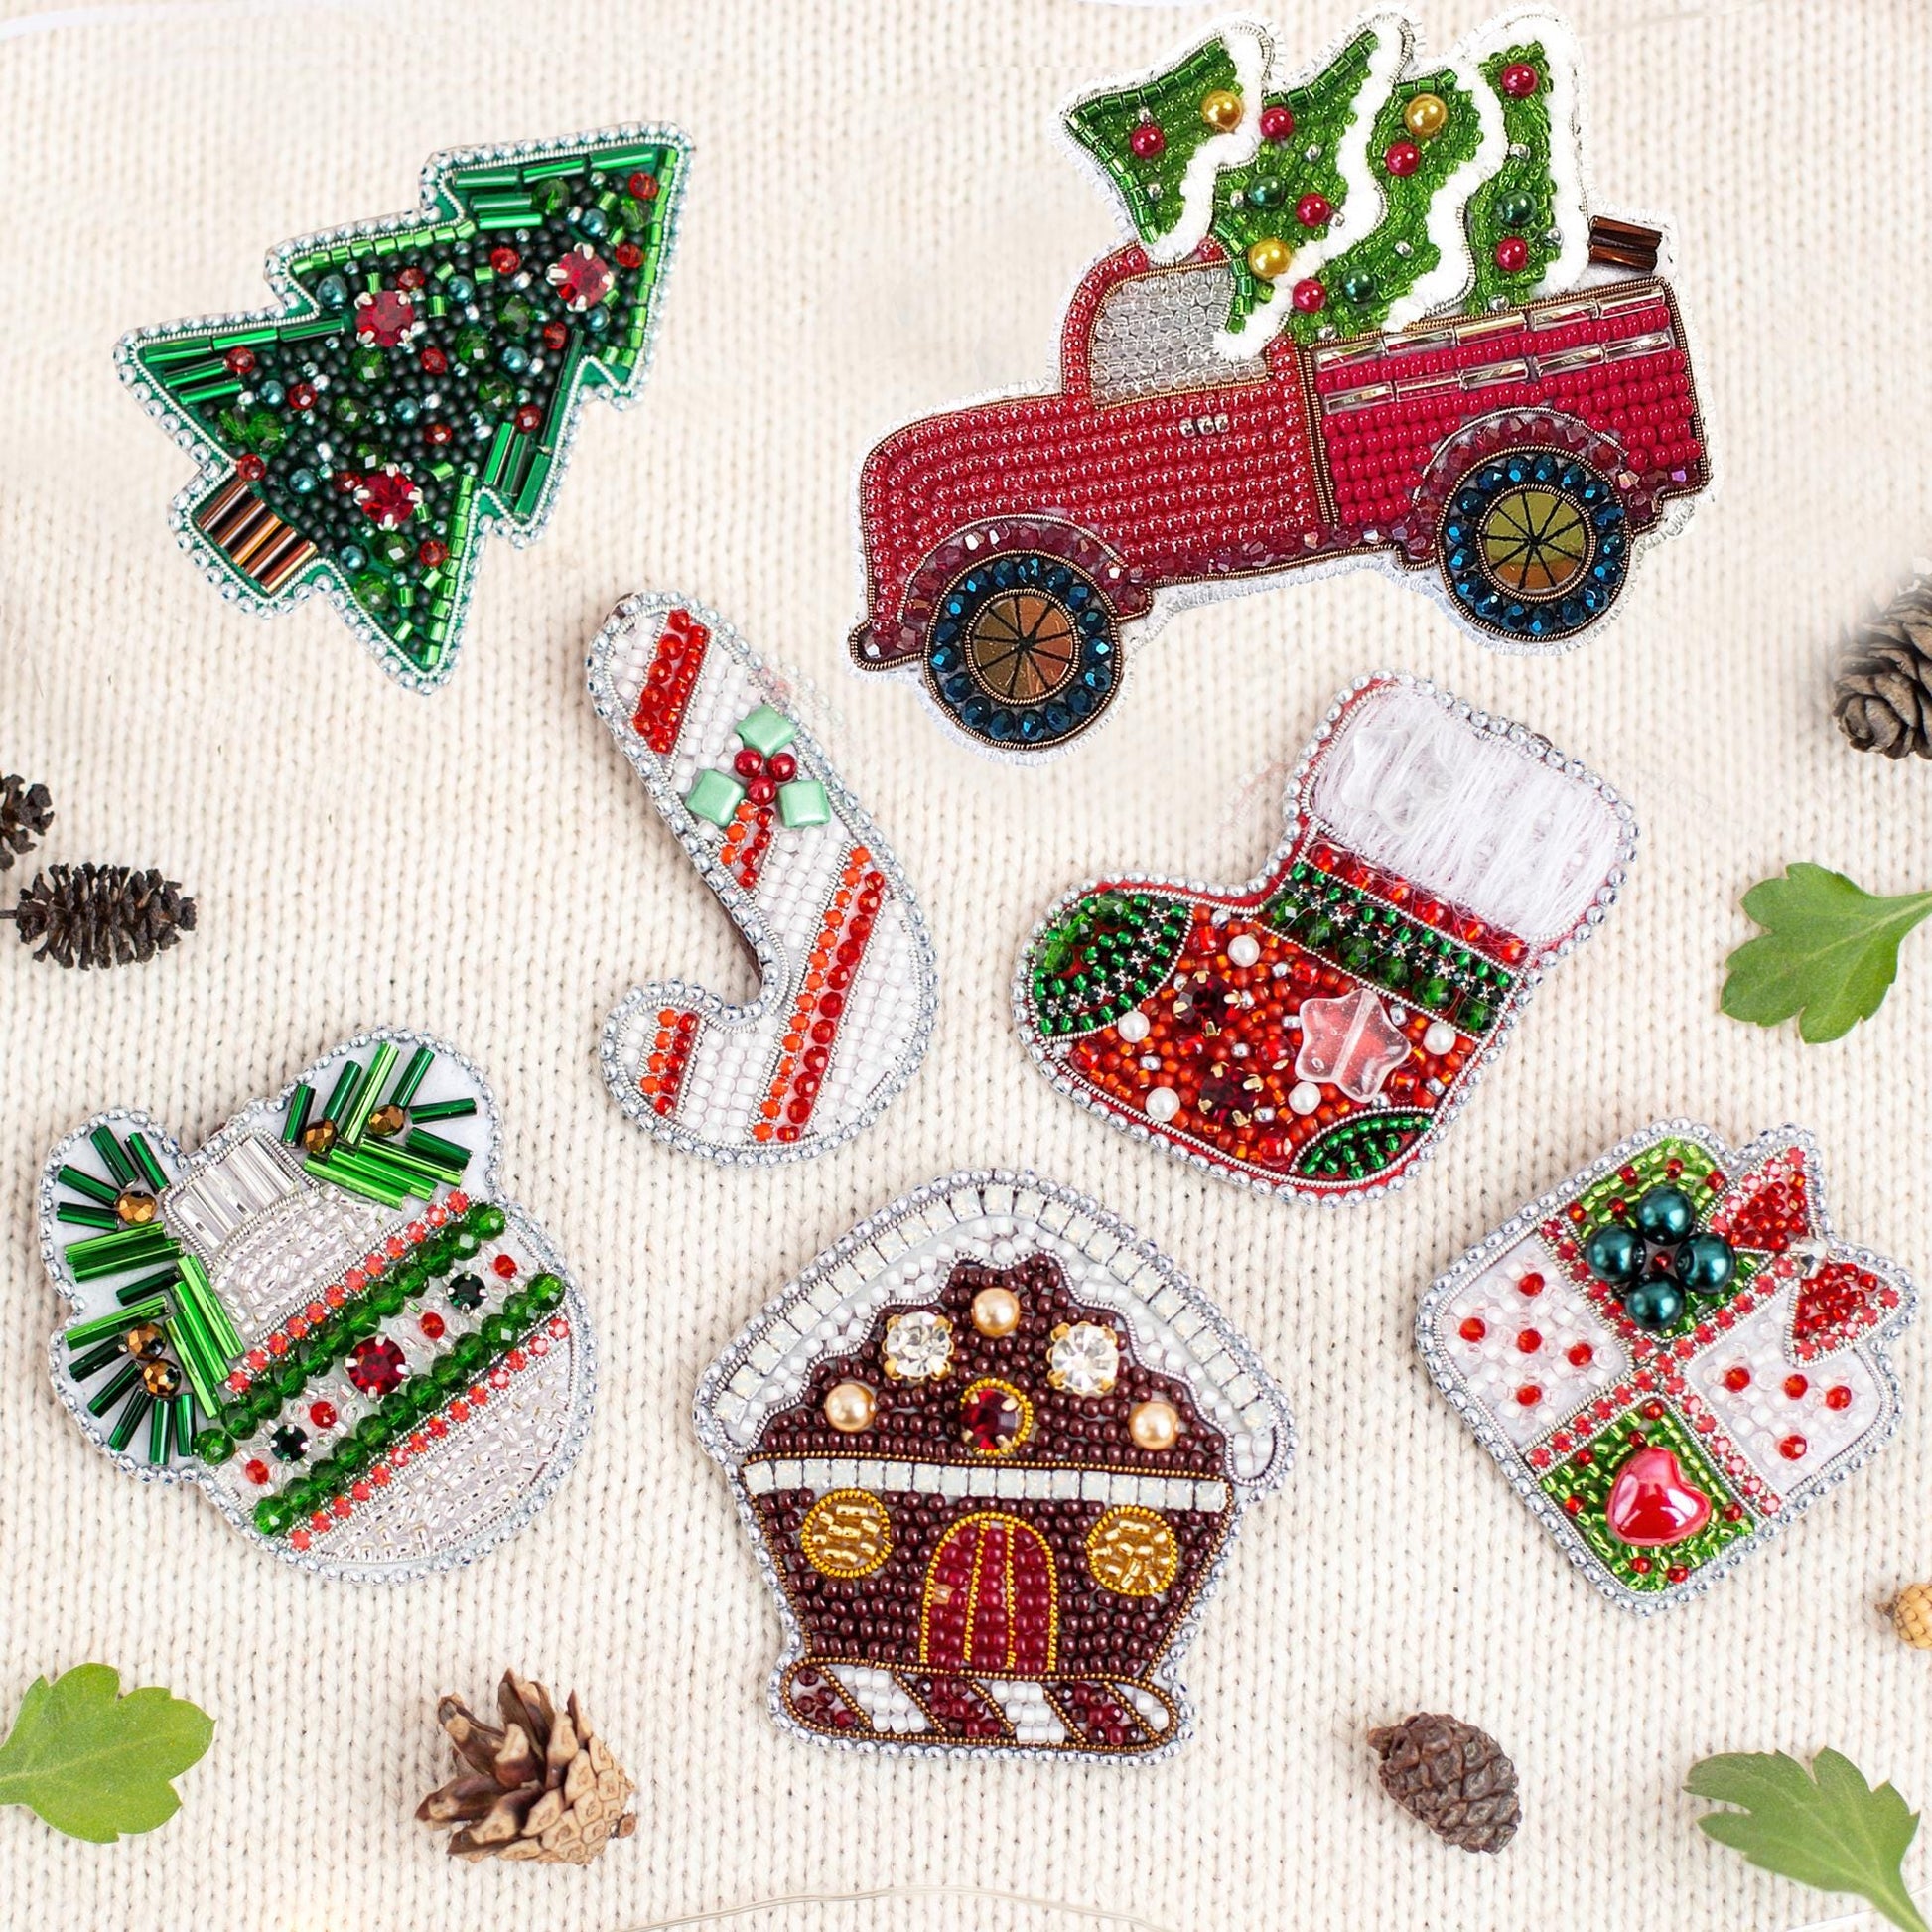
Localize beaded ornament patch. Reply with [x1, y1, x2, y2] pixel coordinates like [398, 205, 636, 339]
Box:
[695, 1173, 1293, 1757]
[848, 12, 1709, 755]
[40, 1032, 595, 1581]
[118, 127, 687, 691]
[1418, 1123, 1918, 1612]
[590, 593, 936, 1162]
[1017, 674, 1632, 1200]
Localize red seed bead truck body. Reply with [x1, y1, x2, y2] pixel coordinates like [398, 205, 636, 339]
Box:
[848, 239, 1708, 753]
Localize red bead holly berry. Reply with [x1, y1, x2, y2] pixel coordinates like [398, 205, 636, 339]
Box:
[1495, 235, 1530, 273]
[1129, 122, 1166, 160]
[1500, 62, 1540, 98]
[1384, 140, 1421, 177]
[1296, 192, 1331, 228]
[1291, 278, 1326, 314]
[1259, 104, 1294, 142]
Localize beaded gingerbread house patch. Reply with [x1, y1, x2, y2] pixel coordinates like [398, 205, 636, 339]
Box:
[590, 593, 936, 1162]
[847, 12, 1709, 755]
[1016, 674, 1633, 1201]
[1418, 1122, 1918, 1611]
[696, 1173, 1294, 1757]
[40, 1031, 595, 1581]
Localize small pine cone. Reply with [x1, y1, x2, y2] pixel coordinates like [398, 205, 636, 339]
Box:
[1834, 576, 1932, 758]
[6, 864, 197, 969]
[1368, 1713, 1521, 1854]
[1883, 1583, 1932, 1650]
[0, 774, 54, 871]
[417, 1671, 636, 1865]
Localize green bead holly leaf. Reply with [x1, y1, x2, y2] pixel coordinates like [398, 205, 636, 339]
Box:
[1688, 1748, 1931, 1932]
[1721, 863, 1932, 1043]
[0, 1665, 212, 1842]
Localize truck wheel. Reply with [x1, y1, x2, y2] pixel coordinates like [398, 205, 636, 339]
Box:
[1437, 448, 1628, 643]
[924, 550, 1121, 751]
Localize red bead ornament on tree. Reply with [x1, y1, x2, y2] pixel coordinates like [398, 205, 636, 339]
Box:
[696, 1172, 1294, 1758]
[117, 126, 688, 693]
[37, 1030, 597, 1581]
[1419, 1122, 1919, 1612]
[587, 593, 937, 1165]
[1017, 676, 1634, 1202]
[846, 15, 1710, 755]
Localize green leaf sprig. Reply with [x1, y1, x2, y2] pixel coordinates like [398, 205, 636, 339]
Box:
[0, 1664, 212, 1841]
[1722, 863, 1932, 1042]
[1688, 1747, 1930, 1932]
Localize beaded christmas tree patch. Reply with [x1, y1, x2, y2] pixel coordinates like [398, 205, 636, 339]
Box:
[1418, 1123, 1918, 1612]
[1016, 674, 1632, 1201]
[696, 1173, 1294, 1757]
[118, 127, 686, 691]
[848, 12, 1709, 755]
[39, 1032, 595, 1581]
[590, 594, 936, 1162]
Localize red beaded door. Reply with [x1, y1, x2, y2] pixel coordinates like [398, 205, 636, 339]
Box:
[919, 1512, 1057, 1674]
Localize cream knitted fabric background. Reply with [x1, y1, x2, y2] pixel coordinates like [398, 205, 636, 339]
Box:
[3, 1, 1930, 1927]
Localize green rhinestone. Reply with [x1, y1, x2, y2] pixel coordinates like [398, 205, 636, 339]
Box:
[352, 572, 393, 615]
[332, 394, 366, 429]
[333, 1438, 370, 1476]
[354, 1414, 394, 1452]
[272, 1358, 307, 1399]
[1420, 976, 1451, 1009]
[371, 1277, 408, 1317]
[451, 1228, 482, 1259]
[350, 346, 385, 383]
[398, 1264, 430, 1298]
[194, 1427, 235, 1465]
[502, 1291, 535, 1327]
[376, 530, 413, 568]
[498, 293, 536, 334]
[252, 1495, 295, 1537]
[454, 324, 490, 364]
[451, 1333, 488, 1375]
[477, 375, 515, 411]
[430, 1354, 468, 1393]
[527, 1272, 565, 1313]
[471, 1204, 507, 1239]
[481, 1313, 518, 1353]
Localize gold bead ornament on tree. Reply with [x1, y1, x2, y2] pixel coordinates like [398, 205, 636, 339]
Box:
[417, 1671, 635, 1864]
[1882, 1583, 1932, 1650]
[1833, 571, 1932, 758]
[1368, 1713, 1521, 1853]
[1199, 87, 1243, 131]
[1246, 236, 1293, 282]
[1403, 91, 1449, 138]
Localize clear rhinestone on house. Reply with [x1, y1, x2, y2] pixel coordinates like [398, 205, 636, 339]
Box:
[884, 1310, 953, 1381]
[1049, 1321, 1120, 1396]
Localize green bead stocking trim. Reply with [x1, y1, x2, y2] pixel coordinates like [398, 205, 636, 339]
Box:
[1292, 1110, 1433, 1182]
[1027, 892, 1192, 1037]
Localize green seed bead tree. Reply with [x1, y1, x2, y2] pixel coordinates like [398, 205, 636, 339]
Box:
[119, 126, 687, 691]
[1065, 12, 1592, 352]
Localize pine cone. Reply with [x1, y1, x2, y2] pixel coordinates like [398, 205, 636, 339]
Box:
[6, 864, 196, 969]
[1367, 1712, 1521, 1853]
[0, 774, 53, 871]
[1834, 576, 1932, 758]
[417, 1671, 636, 1864]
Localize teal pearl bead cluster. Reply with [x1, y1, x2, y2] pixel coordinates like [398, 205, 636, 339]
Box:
[1582, 1183, 1735, 1332]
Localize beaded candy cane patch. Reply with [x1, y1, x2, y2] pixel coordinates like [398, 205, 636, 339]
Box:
[118, 127, 686, 691]
[1016, 674, 1632, 1201]
[1418, 1123, 1918, 1612]
[848, 12, 1709, 755]
[590, 593, 936, 1162]
[696, 1173, 1294, 1757]
[40, 1032, 595, 1581]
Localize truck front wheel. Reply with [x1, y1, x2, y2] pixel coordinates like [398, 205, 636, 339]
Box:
[924, 550, 1121, 752]
[1437, 448, 1628, 644]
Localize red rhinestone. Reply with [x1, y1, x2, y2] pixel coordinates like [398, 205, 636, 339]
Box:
[489, 245, 521, 276]
[354, 288, 416, 346]
[1782, 1373, 1808, 1400]
[1562, 1494, 1583, 1515]
[492, 1254, 518, 1279]
[419, 345, 448, 375]
[418, 538, 449, 568]
[354, 466, 421, 529]
[1778, 1434, 1808, 1460]
[1517, 1272, 1544, 1297]
[960, 1384, 1026, 1451]
[1723, 1366, 1750, 1392]
[1666, 1565, 1689, 1585]
[1631, 1556, 1652, 1575]
[627, 171, 659, 200]
[244, 1459, 270, 1486]
[235, 454, 266, 482]
[1826, 1385, 1854, 1412]
[1515, 1384, 1542, 1407]
[396, 265, 427, 291]
[1516, 1329, 1542, 1354]
[1567, 1342, 1593, 1367]
[308, 1401, 337, 1430]
[419, 1311, 447, 1340]
[223, 345, 256, 375]
[548, 245, 613, 311]
[345, 1336, 406, 1398]
[1458, 1316, 1486, 1343]
[513, 404, 541, 434]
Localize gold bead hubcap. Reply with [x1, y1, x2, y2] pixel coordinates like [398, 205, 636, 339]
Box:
[1478, 484, 1592, 598]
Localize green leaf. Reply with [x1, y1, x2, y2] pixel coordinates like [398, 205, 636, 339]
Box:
[1721, 863, 1932, 1043]
[0, 1665, 212, 1842]
[1687, 1748, 1932, 1932]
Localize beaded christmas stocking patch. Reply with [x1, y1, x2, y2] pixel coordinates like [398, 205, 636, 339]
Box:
[696, 1173, 1293, 1757]
[1418, 1123, 1918, 1611]
[41, 1033, 595, 1580]
[119, 128, 686, 690]
[1017, 675, 1632, 1200]
[590, 594, 936, 1161]
[848, 13, 1708, 754]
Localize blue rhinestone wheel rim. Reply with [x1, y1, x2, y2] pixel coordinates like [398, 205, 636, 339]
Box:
[1438, 448, 1629, 643]
[925, 552, 1120, 750]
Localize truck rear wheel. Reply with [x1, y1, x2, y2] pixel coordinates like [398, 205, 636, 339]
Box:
[1438, 448, 1628, 643]
[924, 550, 1121, 751]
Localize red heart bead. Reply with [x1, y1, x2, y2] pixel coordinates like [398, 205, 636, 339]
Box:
[1605, 1445, 1712, 1548]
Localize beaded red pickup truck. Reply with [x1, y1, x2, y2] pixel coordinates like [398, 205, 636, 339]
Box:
[848, 237, 1709, 752]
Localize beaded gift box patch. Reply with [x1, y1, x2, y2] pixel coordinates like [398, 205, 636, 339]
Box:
[1418, 1123, 1918, 1612]
[1017, 675, 1632, 1201]
[40, 1032, 595, 1581]
[848, 12, 1709, 755]
[696, 1173, 1293, 1757]
[119, 127, 686, 691]
[590, 593, 936, 1162]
